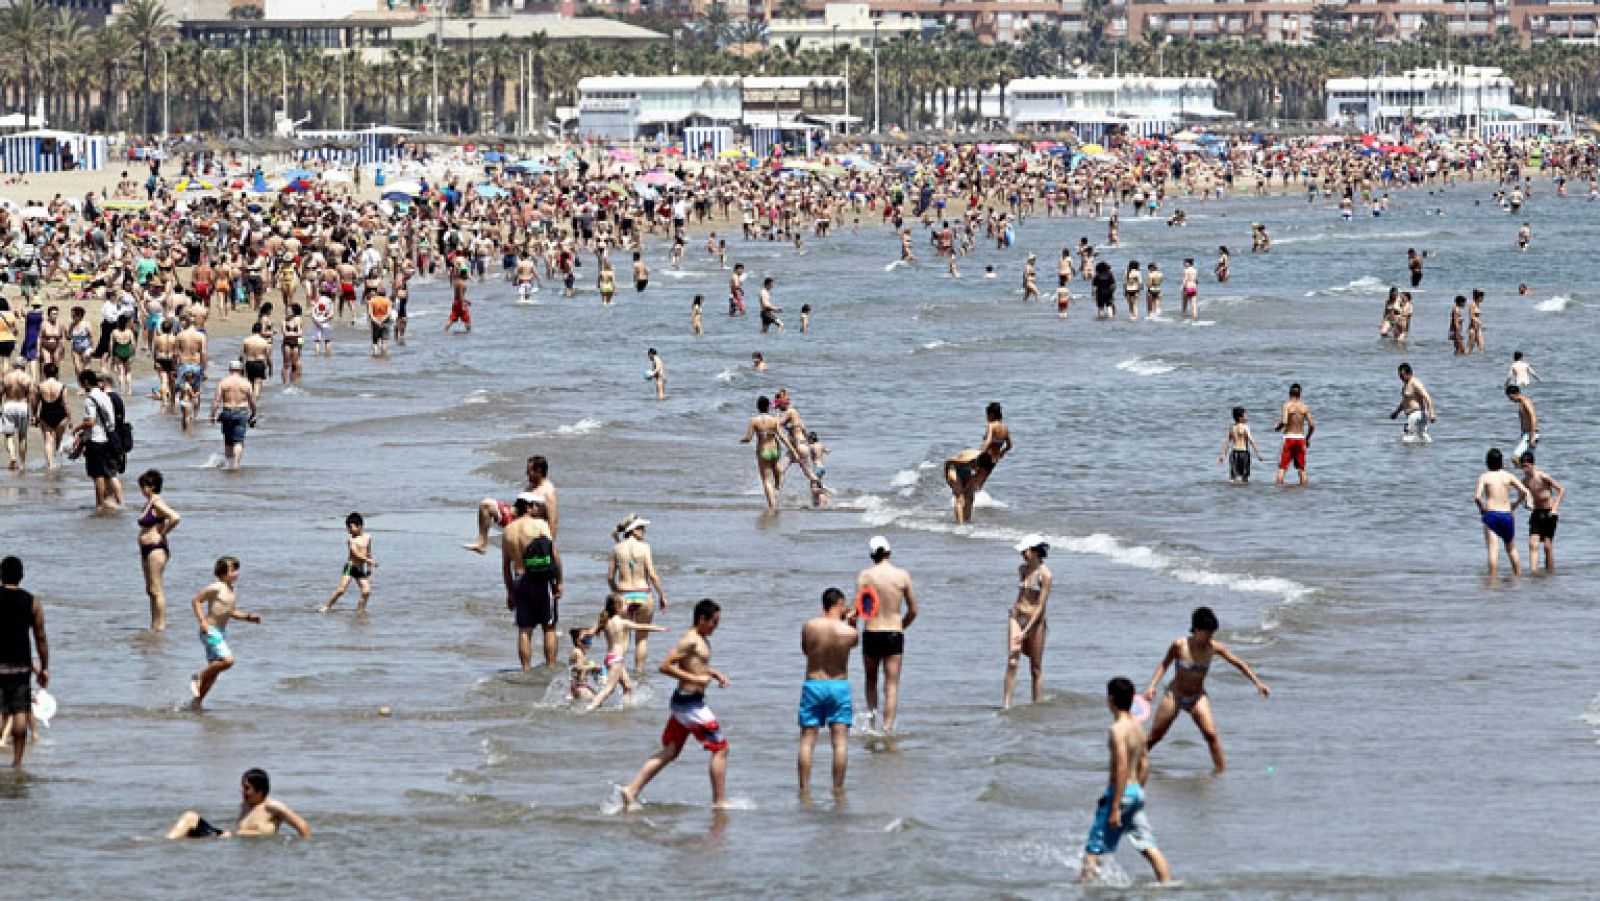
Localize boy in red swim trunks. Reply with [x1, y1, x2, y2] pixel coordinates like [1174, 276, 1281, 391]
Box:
[1273, 382, 1314, 486]
[619, 600, 730, 810]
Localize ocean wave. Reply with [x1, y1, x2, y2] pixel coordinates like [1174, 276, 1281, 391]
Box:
[715, 367, 737, 384]
[1535, 295, 1569, 313]
[1116, 357, 1177, 376]
[1306, 275, 1388, 298]
[553, 418, 604, 436]
[839, 494, 1311, 608]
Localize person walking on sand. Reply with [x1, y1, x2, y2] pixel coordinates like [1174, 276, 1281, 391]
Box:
[798, 587, 857, 796]
[618, 599, 730, 810]
[1141, 606, 1270, 773]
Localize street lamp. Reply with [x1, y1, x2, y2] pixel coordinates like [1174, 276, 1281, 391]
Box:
[242, 35, 250, 139]
[162, 48, 170, 140]
[431, 5, 442, 133]
[872, 20, 880, 134]
[340, 47, 348, 132]
[468, 21, 477, 133]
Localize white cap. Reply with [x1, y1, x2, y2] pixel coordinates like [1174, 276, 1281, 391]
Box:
[1014, 533, 1048, 553]
[868, 535, 891, 555]
[617, 514, 650, 535]
[228, 360, 244, 371]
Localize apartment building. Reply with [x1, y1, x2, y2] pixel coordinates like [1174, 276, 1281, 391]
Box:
[1127, 0, 1600, 44]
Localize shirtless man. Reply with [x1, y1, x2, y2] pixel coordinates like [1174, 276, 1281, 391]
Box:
[631, 252, 649, 293]
[1080, 678, 1173, 886]
[175, 317, 208, 397]
[618, 599, 730, 810]
[1273, 383, 1314, 486]
[188, 556, 260, 708]
[758, 277, 783, 334]
[514, 252, 540, 302]
[740, 396, 799, 511]
[166, 768, 310, 840]
[1474, 447, 1528, 578]
[36, 308, 63, 375]
[501, 495, 561, 669]
[1507, 385, 1538, 464]
[209, 361, 256, 470]
[1390, 363, 1436, 443]
[798, 587, 857, 795]
[1518, 452, 1564, 572]
[463, 455, 558, 553]
[857, 536, 917, 733]
[1, 366, 33, 471]
[240, 325, 272, 402]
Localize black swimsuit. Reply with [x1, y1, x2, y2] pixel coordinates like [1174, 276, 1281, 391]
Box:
[37, 393, 67, 429]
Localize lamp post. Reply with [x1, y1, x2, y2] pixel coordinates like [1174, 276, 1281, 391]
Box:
[468, 21, 478, 133]
[242, 37, 250, 139]
[340, 48, 348, 132]
[431, 5, 442, 133]
[872, 20, 880, 134]
[162, 48, 170, 140]
[280, 46, 288, 126]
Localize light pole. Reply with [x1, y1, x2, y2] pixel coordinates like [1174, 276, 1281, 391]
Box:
[468, 21, 477, 133]
[280, 45, 289, 128]
[872, 20, 880, 134]
[242, 37, 250, 139]
[340, 48, 348, 132]
[162, 48, 170, 140]
[431, 6, 442, 133]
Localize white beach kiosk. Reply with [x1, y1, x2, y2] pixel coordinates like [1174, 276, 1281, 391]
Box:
[0, 129, 108, 174]
[298, 126, 419, 166]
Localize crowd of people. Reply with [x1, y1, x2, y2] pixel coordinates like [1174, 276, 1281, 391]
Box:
[0, 128, 1584, 878]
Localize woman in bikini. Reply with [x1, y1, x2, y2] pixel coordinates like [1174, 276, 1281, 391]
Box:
[1003, 535, 1053, 710]
[607, 514, 667, 671]
[1141, 606, 1271, 773]
[740, 395, 799, 512]
[136, 469, 182, 630]
[281, 304, 303, 384]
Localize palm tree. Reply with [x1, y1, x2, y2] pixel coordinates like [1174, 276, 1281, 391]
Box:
[45, 7, 85, 128]
[119, 0, 175, 135]
[0, 0, 48, 128]
[92, 26, 133, 131]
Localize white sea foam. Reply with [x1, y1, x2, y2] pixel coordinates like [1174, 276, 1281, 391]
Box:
[463, 390, 490, 405]
[1116, 357, 1177, 376]
[554, 418, 604, 436]
[1535, 295, 1569, 313]
[918, 340, 952, 351]
[972, 490, 1007, 509]
[843, 494, 1311, 609]
[715, 368, 737, 384]
[1308, 275, 1388, 297]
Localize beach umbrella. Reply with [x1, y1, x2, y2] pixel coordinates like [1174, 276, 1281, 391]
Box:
[509, 159, 550, 174]
[381, 191, 415, 204]
[174, 178, 216, 192]
[661, 147, 683, 156]
[102, 199, 148, 211]
[638, 169, 675, 186]
[608, 148, 637, 161]
[473, 183, 509, 198]
[281, 167, 317, 181]
[482, 151, 507, 163]
[1080, 143, 1106, 155]
[717, 148, 754, 159]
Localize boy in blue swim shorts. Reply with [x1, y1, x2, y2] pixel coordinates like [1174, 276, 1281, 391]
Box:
[1081, 678, 1174, 885]
[797, 587, 858, 794]
[188, 556, 261, 709]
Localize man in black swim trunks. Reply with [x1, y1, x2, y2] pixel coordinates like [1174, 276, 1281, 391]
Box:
[0, 556, 48, 769]
[167, 768, 310, 839]
[855, 536, 917, 734]
[1518, 452, 1565, 572]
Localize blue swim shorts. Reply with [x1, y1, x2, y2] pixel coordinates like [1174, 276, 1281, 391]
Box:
[200, 626, 232, 663]
[797, 678, 853, 728]
[1085, 784, 1157, 856]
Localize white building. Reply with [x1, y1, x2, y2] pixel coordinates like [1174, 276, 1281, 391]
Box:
[1007, 75, 1229, 139]
[767, 3, 922, 51]
[1324, 65, 1560, 138]
[577, 76, 743, 141]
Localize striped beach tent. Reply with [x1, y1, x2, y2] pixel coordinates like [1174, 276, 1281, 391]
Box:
[0, 130, 106, 174]
[683, 126, 733, 159]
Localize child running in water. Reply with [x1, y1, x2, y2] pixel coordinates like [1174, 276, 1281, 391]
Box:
[321, 512, 376, 613]
[586, 594, 665, 711]
[1217, 407, 1265, 483]
[568, 628, 603, 703]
